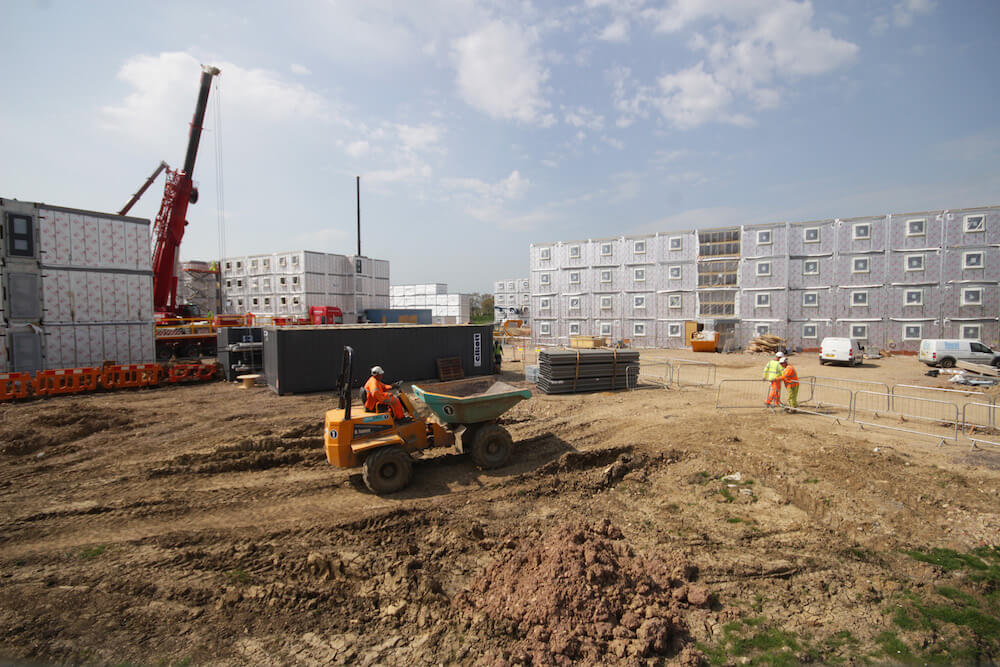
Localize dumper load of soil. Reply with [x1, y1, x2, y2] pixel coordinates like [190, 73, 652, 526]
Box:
[456, 520, 708, 664]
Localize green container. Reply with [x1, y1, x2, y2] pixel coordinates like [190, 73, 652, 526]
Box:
[411, 378, 531, 425]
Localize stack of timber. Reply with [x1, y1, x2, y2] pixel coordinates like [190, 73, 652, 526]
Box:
[536, 348, 639, 394]
[956, 360, 999, 378]
[746, 334, 785, 354]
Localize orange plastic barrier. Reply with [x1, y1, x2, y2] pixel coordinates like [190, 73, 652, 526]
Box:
[101, 364, 162, 390]
[0, 361, 219, 401]
[0, 372, 34, 400]
[32, 368, 102, 396]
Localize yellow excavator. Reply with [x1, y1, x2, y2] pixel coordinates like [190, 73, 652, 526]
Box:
[323, 346, 531, 494]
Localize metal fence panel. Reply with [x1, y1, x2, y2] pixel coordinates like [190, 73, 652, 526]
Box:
[636, 360, 671, 388]
[794, 383, 854, 421]
[891, 384, 993, 415]
[666, 358, 716, 387]
[800, 376, 890, 402]
[853, 390, 959, 442]
[716, 379, 769, 409]
[961, 402, 1000, 450]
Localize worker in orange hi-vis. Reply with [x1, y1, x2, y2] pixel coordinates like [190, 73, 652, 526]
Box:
[779, 356, 799, 411]
[364, 366, 406, 421]
[763, 352, 783, 407]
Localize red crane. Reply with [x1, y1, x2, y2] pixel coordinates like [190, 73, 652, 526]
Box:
[151, 64, 220, 319]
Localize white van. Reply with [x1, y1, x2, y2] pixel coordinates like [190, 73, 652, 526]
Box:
[819, 337, 865, 366]
[918, 339, 999, 368]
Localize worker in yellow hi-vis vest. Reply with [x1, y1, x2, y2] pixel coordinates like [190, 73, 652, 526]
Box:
[762, 352, 783, 407]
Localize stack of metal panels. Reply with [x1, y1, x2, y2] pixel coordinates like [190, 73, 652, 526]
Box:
[536, 348, 639, 394]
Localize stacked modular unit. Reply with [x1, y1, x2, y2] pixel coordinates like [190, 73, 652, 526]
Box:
[388, 284, 471, 324]
[738, 223, 788, 345]
[493, 277, 530, 322]
[939, 207, 999, 345]
[220, 251, 389, 323]
[262, 323, 494, 395]
[0, 198, 155, 372]
[656, 231, 698, 348]
[179, 260, 219, 315]
[529, 205, 999, 352]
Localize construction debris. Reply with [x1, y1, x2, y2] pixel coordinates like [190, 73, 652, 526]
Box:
[745, 334, 785, 354]
[956, 360, 999, 377]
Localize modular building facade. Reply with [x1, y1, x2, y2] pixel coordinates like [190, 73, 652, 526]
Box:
[1, 197, 155, 372]
[493, 278, 530, 322]
[220, 251, 389, 323]
[389, 284, 471, 324]
[530, 205, 999, 352]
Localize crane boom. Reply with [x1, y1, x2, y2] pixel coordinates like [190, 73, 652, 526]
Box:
[152, 65, 221, 316]
[119, 160, 169, 216]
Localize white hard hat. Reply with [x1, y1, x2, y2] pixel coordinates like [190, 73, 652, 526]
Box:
[775, 351, 783, 358]
[371, 366, 384, 375]
[778, 356, 787, 363]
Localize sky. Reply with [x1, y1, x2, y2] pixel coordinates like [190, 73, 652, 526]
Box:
[2, 0, 998, 293]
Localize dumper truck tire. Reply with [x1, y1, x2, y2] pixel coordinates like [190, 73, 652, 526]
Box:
[469, 424, 513, 469]
[363, 445, 413, 494]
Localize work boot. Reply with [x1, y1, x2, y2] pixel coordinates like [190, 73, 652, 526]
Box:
[396, 416, 414, 425]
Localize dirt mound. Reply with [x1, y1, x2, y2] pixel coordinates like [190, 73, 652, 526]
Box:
[456, 520, 709, 664]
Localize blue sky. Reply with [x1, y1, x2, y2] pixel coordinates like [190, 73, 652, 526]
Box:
[2, 0, 998, 293]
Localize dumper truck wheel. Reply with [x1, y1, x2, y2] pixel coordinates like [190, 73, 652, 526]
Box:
[469, 424, 513, 469]
[363, 446, 413, 494]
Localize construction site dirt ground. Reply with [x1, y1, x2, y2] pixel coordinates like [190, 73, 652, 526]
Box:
[2, 350, 999, 665]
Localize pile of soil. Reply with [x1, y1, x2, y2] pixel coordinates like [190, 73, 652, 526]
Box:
[457, 520, 709, 664]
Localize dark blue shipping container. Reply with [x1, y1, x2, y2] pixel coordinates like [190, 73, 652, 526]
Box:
[262, 323, 494, 395]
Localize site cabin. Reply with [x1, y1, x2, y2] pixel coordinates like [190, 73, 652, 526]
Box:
[917, 339, 1000, 368]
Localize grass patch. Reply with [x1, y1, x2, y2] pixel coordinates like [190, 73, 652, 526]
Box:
[718, 487, 736, 503]
[78, 544, 107, 560]
[876, 547, 1000, 663]
[228, 568, 251, 584]
[803, 478, 819, 484]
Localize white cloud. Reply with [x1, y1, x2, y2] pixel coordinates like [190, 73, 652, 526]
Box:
[602, 136, 625, 150]
[100, 52, 330, 151]
[444, 170, 531, 201]
[365, 164, 433, 186]
[657, 62, 736, 128]
[620, 1, 858, 129]
[893, 0, 935, 26]
[452, 21, 553, 125]
[345, 140, 369, 157]
[396, 123, 442, 152]
[290, 63, 311, 76]
[564, 106, 604, 130]
[598, 17, 630, 42]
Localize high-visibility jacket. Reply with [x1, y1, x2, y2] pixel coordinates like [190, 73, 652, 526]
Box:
[364, 375, 393, 411]
[763, 360, 782, 381]
[780, 364, 799, 387]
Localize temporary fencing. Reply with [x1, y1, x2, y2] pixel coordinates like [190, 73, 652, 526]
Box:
[961, 402, 1000, 450]
[799, 376, 890, 405]
[853, 390, 959, 443]
[715, 379, 769, 409]
[791, 382, 853, 422]
[0, 361, 219, 402]
[635, 360, 672, 389]
[890, 384, 992, 415]
[715, 379, 852, 421]
[0, 372, 36, 400]
[666, 358, 716, 387]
